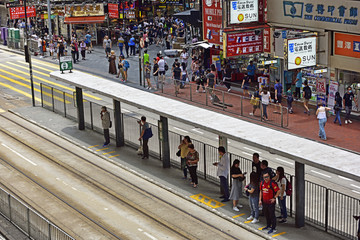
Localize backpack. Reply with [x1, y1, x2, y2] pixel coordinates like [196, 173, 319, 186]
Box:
[165, 63, 169, 71]
[124, 60, 130, 69]
[285, 177, 292, 196]
[304, 86, 312, 99]
[143, 127, 153, 140]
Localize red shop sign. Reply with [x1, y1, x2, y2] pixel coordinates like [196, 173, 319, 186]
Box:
[9, 6, 36, 20]
[108, 3, 119, 19]
[203, 0, 222, 45]
[263, 28, 271, 53]
[226, 30, 263, 57]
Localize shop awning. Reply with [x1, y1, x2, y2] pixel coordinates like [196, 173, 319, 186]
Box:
[64, 16, 105, 24]
[173, 9, 201, 27]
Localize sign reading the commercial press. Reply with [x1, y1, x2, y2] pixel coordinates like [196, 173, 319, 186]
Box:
[230, 0, 258, 24]
[287, 37, 316, 70]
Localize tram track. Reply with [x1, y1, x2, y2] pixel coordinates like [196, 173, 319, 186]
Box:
[0, 112, 264, 240]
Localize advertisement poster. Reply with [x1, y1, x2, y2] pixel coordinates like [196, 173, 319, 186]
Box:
[328, 80, 339, 112]
[203, 0, 223, 44]
[287, 37, 316, 70]
[226, 31, 263, 57]
[108, 4, 118, 19]
[65, 4, 104, 17]
[230, 0, 258, 24]
[9, 6, 36, 19]
[212, 55, 221, 71]
[334, 32, 360, 59]
[316, 78, 326, 95]
[263, 28, 271, 52]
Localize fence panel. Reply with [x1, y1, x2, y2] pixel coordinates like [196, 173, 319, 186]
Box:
[29, 211, 50, 240]
[305, 181, 327, 228]
[0, 191, 10, 220]
[9, 196, 28, 234]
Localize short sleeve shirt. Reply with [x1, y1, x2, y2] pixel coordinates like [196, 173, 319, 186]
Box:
[296, 72, 303, 88]
[275, 83, 282, 95]
[247, 65, 256, 76]
[103, 39, 111, 48]
[248, 183, 260, 197]
[142, 122, 149, 132]
[343, 92, 355, 107]
[277, 177, 287, 197]
[230, 167, 242, 179]
[173, 67, 181, 79]
[207, 73, 215, 86]
[186, 150, 199, 167]
[260, 180, 279, 204]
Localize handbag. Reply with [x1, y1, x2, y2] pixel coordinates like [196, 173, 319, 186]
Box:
[143, 127, 153, 140]
[176, 149, 181, 157]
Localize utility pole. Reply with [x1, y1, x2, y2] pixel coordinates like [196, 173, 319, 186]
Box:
[47, 0, 52, 39]
[23, 0, 35, 107]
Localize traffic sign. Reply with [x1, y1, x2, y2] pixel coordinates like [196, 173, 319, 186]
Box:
[59, 56, 73, 73]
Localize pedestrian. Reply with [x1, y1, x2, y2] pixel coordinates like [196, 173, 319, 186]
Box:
[334, 92, 342, 126]
[145, 61, 153, 89]
[143, 49, 150, 65]
[302, 80, 312, 115]
[180, 49, 189, 68]
[343, 86, 358, 124]
[186, 144, 199, 188]
[294, 69, 302, 100]
[252, 152, 262, 180]
[158, 56, 166, 86]
[249, 86, 260, 116]
[70, 42, 77, 64]
[180, 62, 187, 88]
[116, 56, 124, 80]
[118, 35, 124, 56]
[260, 160, 276, 181]
[121, 56, 129, 82]
[85, 31, 92, 53]
[108, 50, 117, 75]
[80, 40, 86, 60]
[153, 58, 159, 90]
[38, 36, 44, 58]
[316, 103, 331, 140]
[274, 167, 287, 223]
[49, 40, 54, 58]
[124, 34, 130, 58]
[57, 40, 64, 59]
[196, 66, 206, 93]
[172, 62, 181, 94]
[100, 106, 111, 147]
[260, 87, 271, 121]
[259, 172, 281, 234]
[229, 159, 245, 211]
[206, 68, 216, 97]
[223, 65, 232, 92]
[274, 78, 283, 108]
[353, 215, 360, 240]
[286, 86, 294, 114]
[74, 39, 79, 62]
[129, 35, 136, 56]
[138, 116, 151, 159]
[213, 146, 230, 203]
[178, 136, 191, 179]
[103, 35, 112, 58]
[245, 172, 260, 223]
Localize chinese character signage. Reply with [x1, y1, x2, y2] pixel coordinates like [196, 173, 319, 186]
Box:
[9, 6, 36, 19]
[263, 27, 271, 52]
[334, 32, 360, 59]
[225, 30, 263, 57]
[65, 4, 104, 17]
[287, 37, 316, 70]
[203, 0, 223, 45]
[267, 0, 360, 34]
[230, 0, 258, 24]
[108, 4, 118, 19]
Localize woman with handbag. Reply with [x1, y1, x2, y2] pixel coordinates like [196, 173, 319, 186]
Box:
[229, 159, 246, 211]
[178, 136, 191, 180]
[244, 172, 260, 223]
[186, 144, 199, 188]
[334, 92, 342, 126]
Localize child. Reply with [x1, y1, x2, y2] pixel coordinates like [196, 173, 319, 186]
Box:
[145, 61, 152, 89]
[286, 87, 294, 114]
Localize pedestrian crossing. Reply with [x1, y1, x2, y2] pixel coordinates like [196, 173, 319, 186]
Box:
[0, 59, 102, 105]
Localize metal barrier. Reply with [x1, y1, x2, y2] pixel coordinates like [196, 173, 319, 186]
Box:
[0, 185, 74, 240]
[40, 83, 359, 240]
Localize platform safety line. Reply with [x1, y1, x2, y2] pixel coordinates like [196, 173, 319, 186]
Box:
[232, 213, 245, 219]
[88, 145, 99, 148]
[96, 148, 109, 151]
[17, 60, 54, 72]
[189, 193, 225, 209]
[103, 151, 116, 155]
[108, 154, 120, 158]
[258, 226, 266, 230]
[32, 59, 59, 69]
[244, 220, 252, 223]
[272, 232, 286, 238]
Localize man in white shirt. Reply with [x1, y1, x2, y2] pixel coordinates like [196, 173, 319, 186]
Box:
[37, 37, 43, 58]
[180, 49, 189, 67]
[213, 146, 230, 202]
[158, 56, 166, 85]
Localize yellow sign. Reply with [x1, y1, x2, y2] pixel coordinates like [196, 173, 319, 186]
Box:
[65, 4, 104, 17]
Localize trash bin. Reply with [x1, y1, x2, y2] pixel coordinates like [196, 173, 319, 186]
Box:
[14, 29, 20, 49]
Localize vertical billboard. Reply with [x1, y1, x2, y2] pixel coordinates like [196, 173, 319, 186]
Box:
[230, 0, 258, 24]
[287, 37, 316, 70]
[203, 0, 223, 44]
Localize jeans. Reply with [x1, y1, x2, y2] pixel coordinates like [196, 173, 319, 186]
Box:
[262, 104, 268, 119]
[71, 52, 76, 63]
[154, 75, 159, 89]
[125, 46, 129, 57]
[181, 74, 186, 86]
[103, 129, 110, 145]
[219, 176, 229, 200]
[318, 118, 327, 140]
[249, 196, 259, 219]
[180, 157, 188, 178]
[142, 138, 149, 158]
[130, 45, 135, 55]
[278, 196, 287, 219]
[295, 87, 301, 99]
[263, 203, 276, 229]
[188, 165, 198, 184]
[334, 110, 341, 125]
[345, 106, 352, 120]
[119, 46, 123, 56]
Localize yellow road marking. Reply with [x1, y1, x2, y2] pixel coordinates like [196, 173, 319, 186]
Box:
[103, 151, 116, 155]
[7, 62, 49, 76]
[0, 71, 70, 104]
[232, 213, 245, 219]
[258, 226, 266, 230]
[28, 59, 59, 69]
[0, 63, 101, 100]
[0, 81, 44, 104]
[272, 232, 286, 238]
[190, 194, 225, 209]
[0, 108, 5, 113]
[96, 148, 109, 151]
[244, 220, 252, 223]
[88, 145, 99, 148]
[17, 61, 53, 72]
[108, 154, 120, 158]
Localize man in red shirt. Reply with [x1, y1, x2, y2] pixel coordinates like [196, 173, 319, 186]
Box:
[259, 172, 281, 234]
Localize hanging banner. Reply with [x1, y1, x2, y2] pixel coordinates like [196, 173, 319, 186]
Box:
[328, 80, 339, 112]
[287, 37, 316, 70]
[263, 27, 271, 52]
[229, 0, 258, 24]
[203, 0, 223, 44]
[225, 30, 263, 57]
[316, 78, 326, 95]
[108, 4, 119, 19]
[334, 32, 360, 59]
[9, 6, 36, 19]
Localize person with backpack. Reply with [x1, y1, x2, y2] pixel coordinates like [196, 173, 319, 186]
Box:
[138, 116, 151, 159]
[274, 167, 287, 223]
[303, 80, 312, 115]
[121, 56, 130, 82]
[259, 172, 281, 234]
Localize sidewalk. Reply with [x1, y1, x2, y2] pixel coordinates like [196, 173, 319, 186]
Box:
[11, 105, 342, 240]
[1, 44, 359, 153]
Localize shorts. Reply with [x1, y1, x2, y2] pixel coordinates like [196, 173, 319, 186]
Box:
[243, 81, 249, 90]
[248, 75, 255, 82]
[174, 78, 181, 85]
[276, 95, 282, 103]
[304, 98, 310, 104]
[159, 71, 165, 75]
[145, 73, 150, 79]
[105, 47, 111, 53]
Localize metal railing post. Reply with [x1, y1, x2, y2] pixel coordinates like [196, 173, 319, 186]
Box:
[203, 143, 207, 180]
[27, 208, 31, 237]
[63, 92, 66, 117]
[290, 175, 293, 217]
[281, 106, 284, 127]
[8, 194, 11, 221]
[325, 188, 329, 232]
[40, 83, 44, 108]
[260, 101, 263, 122]
[205, 88, 208, 106]
[222, 91, 225, 111]
[190, 82, 192, 101]
[51, 87, 55, 112]
[48, 222, 51, 240]
[240, 96, 243, 116]
[90, 102, 94, 130]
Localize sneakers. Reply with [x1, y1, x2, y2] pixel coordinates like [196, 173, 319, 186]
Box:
[262, 226, 270, 231]
[102, 144, 109, 147]
[227, 88, 231, 92]
[202, 90, 206, 93]
[348, 120, 352, 124]
[279, 219, 287, 223]
[247, 216, 254, 221]
[237, 204, 243, 208]
[251, 219, 259, 224]
[267, 228, 277, 234]
[345, 120, 348, 124]
[233, 206, 240, 212]
[249, 113, 254, 116]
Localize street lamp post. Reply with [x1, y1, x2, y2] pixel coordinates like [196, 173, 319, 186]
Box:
[46, 0, 52, 40]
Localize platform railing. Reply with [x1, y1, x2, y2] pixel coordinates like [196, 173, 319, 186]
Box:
[0, 184, 74, 240]
[40, 83, 359, 240]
